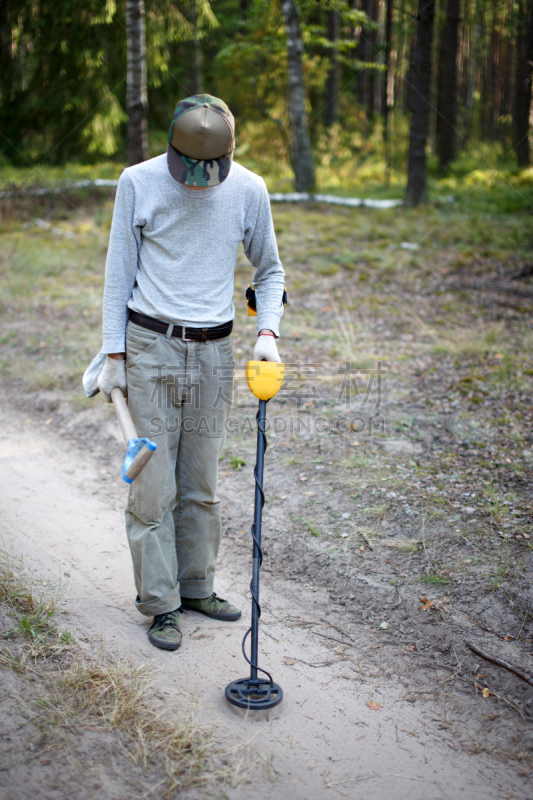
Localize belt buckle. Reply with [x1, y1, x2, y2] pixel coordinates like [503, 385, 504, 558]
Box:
[181, 325, 186, 342]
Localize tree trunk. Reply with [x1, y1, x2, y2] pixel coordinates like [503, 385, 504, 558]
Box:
[367, 0, 377, 117]
[464, 1, 480, 136]
[381, 0, 394, 134]
[281, 0, 316, 192]
[349, 0, 359, 75]
[358, 0, 373, 108]
[436, 0, 461, 169]
[395, 6, 407, 109]
[366, 0, 380, 118]
[490, 15, 501, 135]
[325, 7, 340, 126]
[501, 0, 515, 118]
[405, 0, 436, 206]
[513, 0, 533, 166]
[458, 7, 468, 111]
[481, 1, 500, 140]
[192, 1, 204, 96]
[194, 34, 204, 95]
[371, 0, 383, 118]
[404, 32, 417, 113]
[0, 0, 12, 102]
[126, 0, 148, 166]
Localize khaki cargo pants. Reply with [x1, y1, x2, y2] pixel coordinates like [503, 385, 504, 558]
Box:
[124, 320, 233, 617]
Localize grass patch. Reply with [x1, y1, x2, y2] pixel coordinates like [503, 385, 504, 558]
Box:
[0, 550, 61, 644]
[419, 574, 454, 586]
[50, 651, 214, 793]
[386, 539, 421, 554]
[341, 451, 371, 470]
[365, 503, 391, 520]
[356, 525, 380, 539]
[431, 323, 513, 358]
[296, 517, 321, 537]
[284, 455, 302, 466]
[1, 170, 532, 401]
[229, 454, 246, 470]
[0, 547, 229, 793]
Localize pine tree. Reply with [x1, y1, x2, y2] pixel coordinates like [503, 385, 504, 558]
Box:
[325, 5, 341, 127]
[381, 0, 394, 142]
[126, 0, 148, 166]
[406, 0, 436, 205]
[436, 0, 461, 169]
[281, 0, 316, 191]
[513, 0, 533, 166]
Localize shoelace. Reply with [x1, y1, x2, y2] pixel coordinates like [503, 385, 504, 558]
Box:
[156, 611, 179, 629]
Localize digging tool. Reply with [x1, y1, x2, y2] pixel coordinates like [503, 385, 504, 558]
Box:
[110, 387, 157, 484]
[83, 353, 157, 484]
[225, 360, 285, 711]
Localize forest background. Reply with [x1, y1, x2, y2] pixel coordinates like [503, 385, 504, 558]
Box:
[1, 0, 533, 205]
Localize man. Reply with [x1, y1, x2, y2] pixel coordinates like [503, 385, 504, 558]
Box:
[96, 94, 285, 652]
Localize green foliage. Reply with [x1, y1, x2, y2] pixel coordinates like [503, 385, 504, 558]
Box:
[0, 0, 222, 163]
[0, 0, 126, 163]
[147, 0, 218, 88]
[0, 0, 377, 170]
[229, 454, 246, 470]
[82, 87, 128, 156]
[214, 0, 290, 174]
[0, 0, 531, 188]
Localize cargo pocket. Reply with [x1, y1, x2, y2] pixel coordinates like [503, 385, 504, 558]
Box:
[126, 429, 177, 524]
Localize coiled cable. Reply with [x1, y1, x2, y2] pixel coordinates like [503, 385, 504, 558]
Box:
[240, 401, 273, 685]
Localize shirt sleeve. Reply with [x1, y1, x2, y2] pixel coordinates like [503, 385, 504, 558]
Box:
[101, 171, 141, 353]
[243, 180, 285, 337]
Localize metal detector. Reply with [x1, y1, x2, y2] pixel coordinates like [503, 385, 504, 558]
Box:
[225, 360, 285, 711]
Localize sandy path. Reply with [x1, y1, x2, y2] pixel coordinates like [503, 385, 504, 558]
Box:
[0, 408, 530, 800]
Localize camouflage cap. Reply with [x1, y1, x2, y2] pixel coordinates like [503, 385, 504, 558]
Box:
[167, 94, 235, 188]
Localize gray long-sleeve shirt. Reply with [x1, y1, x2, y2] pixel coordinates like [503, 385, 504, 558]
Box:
[102, 155, 285, 353]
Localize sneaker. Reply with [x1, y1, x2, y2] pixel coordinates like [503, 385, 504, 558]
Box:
[148, 609, 182, 651]
[180, 593, 241, 621]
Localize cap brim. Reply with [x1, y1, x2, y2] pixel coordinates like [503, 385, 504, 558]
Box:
[167, 145, 232, 188]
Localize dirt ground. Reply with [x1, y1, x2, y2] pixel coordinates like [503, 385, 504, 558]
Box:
[1, 192, 533, 798]
[0, 384, 532, 799]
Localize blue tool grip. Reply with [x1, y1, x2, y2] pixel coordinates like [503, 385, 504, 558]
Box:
[122, 438, 157, 484]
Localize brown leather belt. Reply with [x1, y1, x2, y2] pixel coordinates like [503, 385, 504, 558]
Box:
[129, 310, 233, 343]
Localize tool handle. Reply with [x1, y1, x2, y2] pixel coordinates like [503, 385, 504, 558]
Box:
[110, 387, 137, 443]
[125, 445, 154, 482]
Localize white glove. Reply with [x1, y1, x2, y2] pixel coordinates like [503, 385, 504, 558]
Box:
[97, 356, 127, 403]
[253, 333, 281, 362]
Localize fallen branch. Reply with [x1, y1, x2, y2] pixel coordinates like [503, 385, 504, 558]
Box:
[391, 591, 402, 609]
[466, 641, 533, 687]
[359, 530, 375, 551]
[0, 180, 404, 209]
[463, 610, 517, 641]
[287, 656, 341, 668]
[0, 178, 118, 197]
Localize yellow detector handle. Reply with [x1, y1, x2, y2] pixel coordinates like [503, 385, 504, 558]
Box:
[245, 361, 285, 401]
